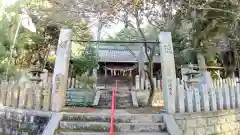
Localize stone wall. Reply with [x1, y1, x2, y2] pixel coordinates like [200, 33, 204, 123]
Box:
[174, 109, 240, 135]
[136, 90, 164, 107]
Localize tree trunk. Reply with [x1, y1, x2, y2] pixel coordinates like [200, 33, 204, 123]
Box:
[147, 61, 154, 106]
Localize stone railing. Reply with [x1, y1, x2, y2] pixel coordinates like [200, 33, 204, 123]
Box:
[175, 78, 240, 113]
[0, 81, 51, 111]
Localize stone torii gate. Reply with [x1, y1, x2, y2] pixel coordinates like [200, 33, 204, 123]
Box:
[159, 32, 177, 114]
[51, 29, 177, 113]
[51, 29, 73, 112]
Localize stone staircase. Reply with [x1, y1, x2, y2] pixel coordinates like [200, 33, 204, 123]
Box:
[54, 112, 169, 135]
[98, 90, 133, 108]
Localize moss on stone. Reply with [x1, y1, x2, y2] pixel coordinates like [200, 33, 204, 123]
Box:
[62, 115, 111, 122]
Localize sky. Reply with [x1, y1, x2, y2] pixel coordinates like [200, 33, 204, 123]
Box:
[91, 22, 125, 40]
[3, 0, 149, 40]
[90, 14, 149, 40]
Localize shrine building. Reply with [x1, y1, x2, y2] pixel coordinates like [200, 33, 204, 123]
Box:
[95, 44, 161, 89]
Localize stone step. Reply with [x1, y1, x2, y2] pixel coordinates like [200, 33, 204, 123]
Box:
[55, 132, 169, 135]
[59, 122, 166, 132]
[98, 101, 133, 108]
[100, 91, 131, 94]
[99, 92, 133, 108]
[98, 100, 132, 105]
[99, 97, 132, 101]
[62, 113, 163, 123]
[96, 106, 133, 109]
[100, 95, 131, 99]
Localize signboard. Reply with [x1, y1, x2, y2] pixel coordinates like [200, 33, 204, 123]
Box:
[159, 32, 177, 113]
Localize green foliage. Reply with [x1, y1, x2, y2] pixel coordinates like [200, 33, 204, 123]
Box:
[176, 0, 240, 76]
[79, 75, 97, 90]
[0, 0, 93, 78]
[0, 4, 20, 77]
[71, 46, 98, 77]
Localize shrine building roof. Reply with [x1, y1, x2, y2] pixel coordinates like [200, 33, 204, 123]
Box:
[96, 45, 161, 63]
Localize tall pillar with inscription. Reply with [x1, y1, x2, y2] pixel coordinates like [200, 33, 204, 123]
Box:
[159, 32, 177, 113]
[51, 28, 73, 112]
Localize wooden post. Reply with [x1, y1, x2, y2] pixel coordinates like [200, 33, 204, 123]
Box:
[159, 32, 177, 113]
[51, 28, 73, 112]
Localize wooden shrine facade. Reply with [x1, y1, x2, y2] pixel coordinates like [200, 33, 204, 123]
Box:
[95, 45, 161, 89]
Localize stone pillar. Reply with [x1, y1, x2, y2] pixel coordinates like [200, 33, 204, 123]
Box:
[43, 84, 51, 111]
[51, 29, 73, 112]
[145, 79, 149, 89]
[18, 83, 27, 109]
[153, 77, 157, 90]
[34, 84, 42, 110]
[26, 85, 34, 109]
[159, 32, 177, 114]
[135, 75, 140, 90]
[140, 78, 144, 89]
[157, 80, 161, 90]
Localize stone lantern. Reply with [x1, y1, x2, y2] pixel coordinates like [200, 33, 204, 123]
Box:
[28, 61, 43, 83]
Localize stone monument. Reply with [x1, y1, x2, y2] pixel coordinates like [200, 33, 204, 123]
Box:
[51, 28, 73, 112]
[159, 32, 177, 113]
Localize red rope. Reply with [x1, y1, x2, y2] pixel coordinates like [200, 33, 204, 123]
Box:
[109, 88, 116, 135]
